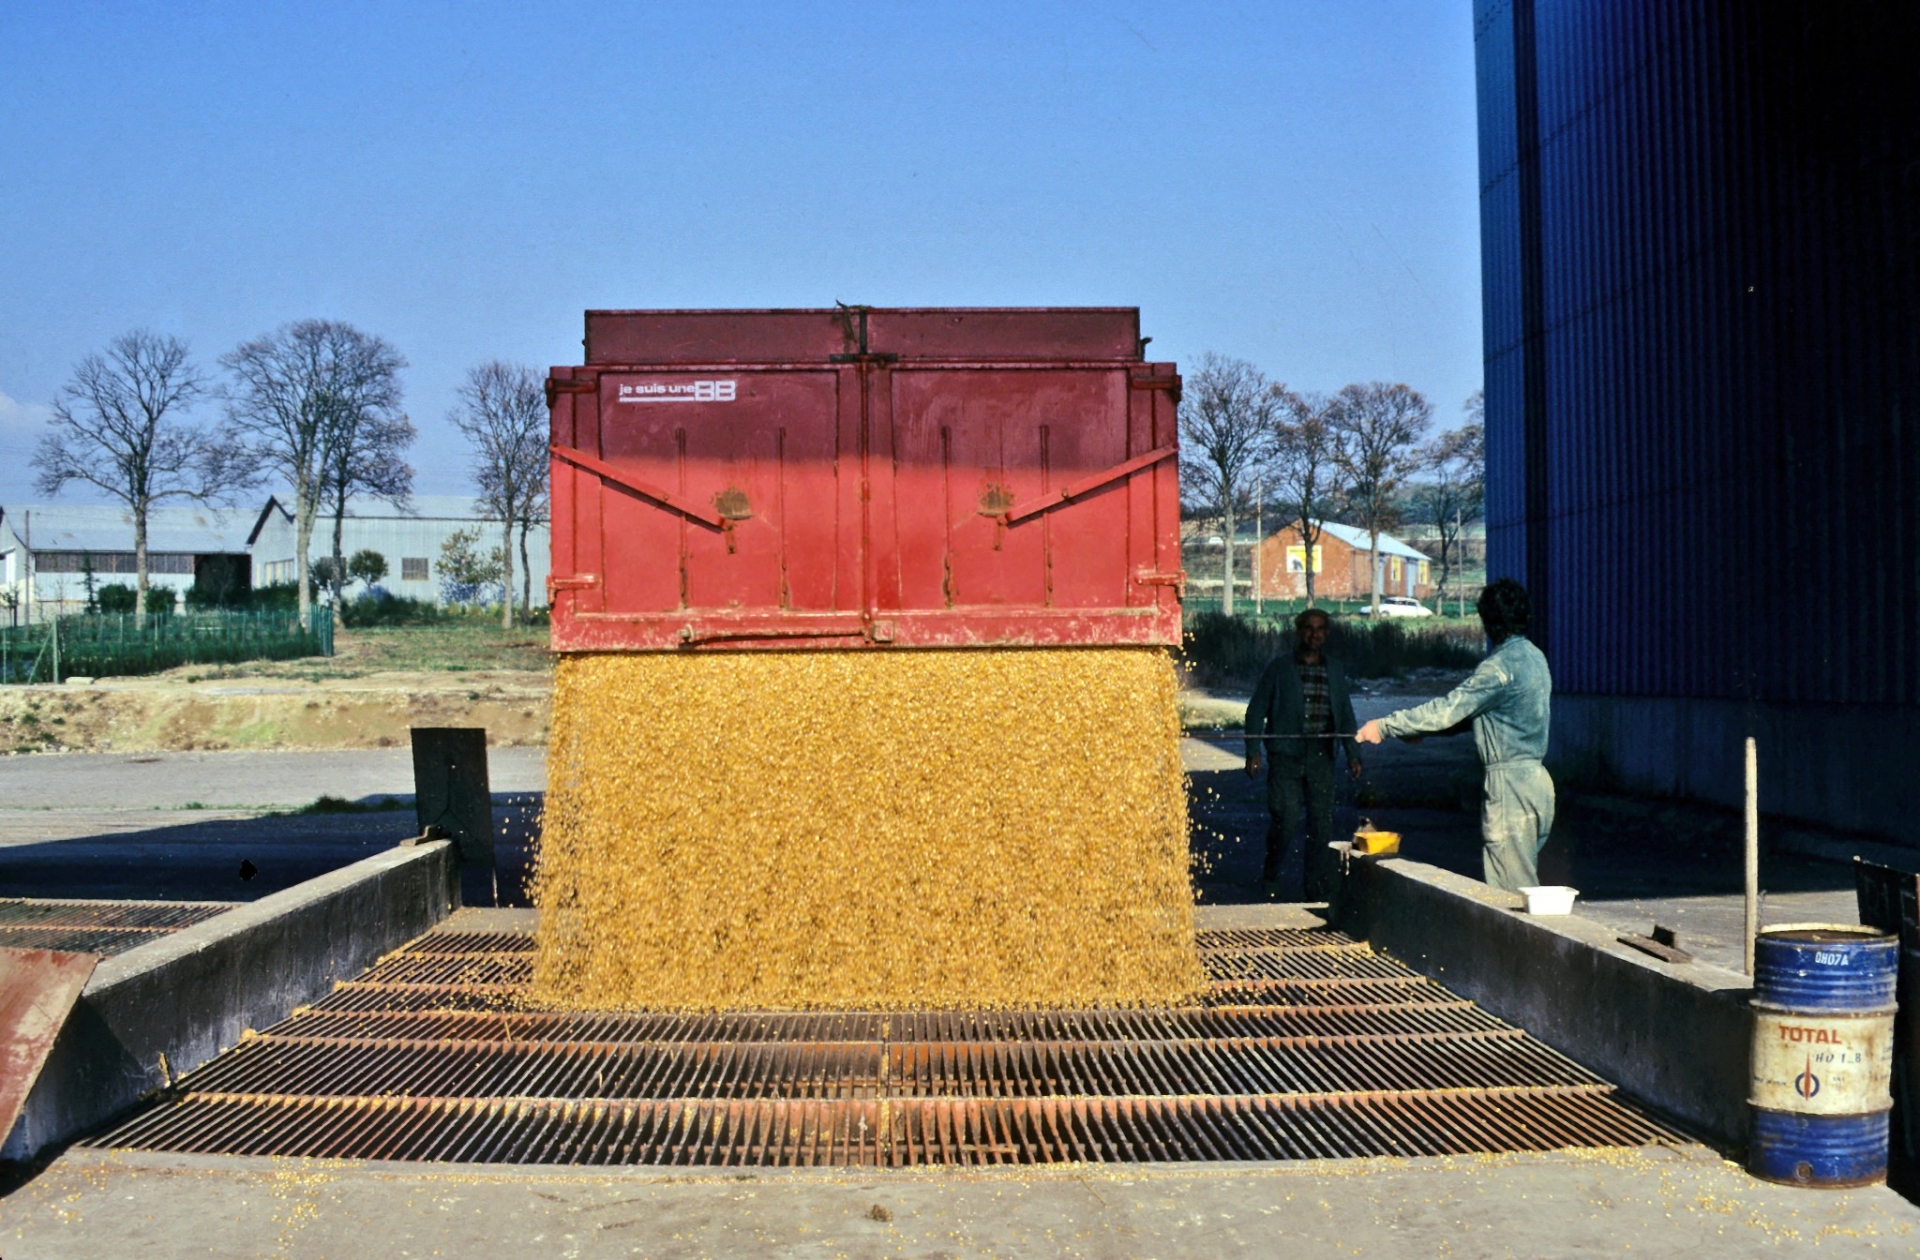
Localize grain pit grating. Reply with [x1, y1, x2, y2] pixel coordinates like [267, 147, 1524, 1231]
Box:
[92, 924, 1686, 1165]
[0, 898, 232, 957]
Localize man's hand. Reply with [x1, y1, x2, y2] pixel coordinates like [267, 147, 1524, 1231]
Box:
[1245, 755, 1262, 780]
[1356, 719, 1387, 745]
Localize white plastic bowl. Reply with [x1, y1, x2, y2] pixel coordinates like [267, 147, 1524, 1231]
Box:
[1519, 885, 1578, 916]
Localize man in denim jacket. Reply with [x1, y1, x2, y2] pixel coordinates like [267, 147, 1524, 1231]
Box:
[1357, 579, 1553, 891]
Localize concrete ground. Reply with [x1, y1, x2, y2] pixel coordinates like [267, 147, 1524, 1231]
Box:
[3, 1145, 1915, 1258]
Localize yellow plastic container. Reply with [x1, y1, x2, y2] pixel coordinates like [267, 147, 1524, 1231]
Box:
[1352, 829, 1402, 856]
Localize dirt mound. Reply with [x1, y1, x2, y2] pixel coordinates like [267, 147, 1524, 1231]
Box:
[0, 671, 551, 754]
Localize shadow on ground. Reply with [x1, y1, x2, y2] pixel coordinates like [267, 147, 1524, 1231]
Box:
[0, 793, 545, 907]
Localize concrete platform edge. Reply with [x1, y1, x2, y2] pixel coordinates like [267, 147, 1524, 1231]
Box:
[46, 1140, 1730, 1183]
[1336, 855, 1754, 1146]
[3, 840, 457, 1160]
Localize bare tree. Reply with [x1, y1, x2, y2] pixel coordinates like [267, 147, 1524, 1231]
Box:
[449, 362, 548, 628]
[221, 321, 406, 625]
[1330, 382, 1434, 615]
[1415, 391, 1486, 614]
[1267, 388, 1344, 609]
[32, 331, 252, 618]
[321, 409, 415, 610]
[1178, 353, 1277, 615]
[516, 472, 550, 617]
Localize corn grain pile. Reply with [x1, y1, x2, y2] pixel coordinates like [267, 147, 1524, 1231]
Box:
[531, 648, 1202, 1010]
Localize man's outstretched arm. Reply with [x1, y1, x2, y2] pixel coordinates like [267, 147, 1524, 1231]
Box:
[1356, 658, 1507, 744]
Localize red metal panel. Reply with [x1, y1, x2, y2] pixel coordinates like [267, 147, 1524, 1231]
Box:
[863, 308, 1141, 362]
[0, 948, 98, 1144]
[584, 307, 1142, 366]
[549, 309, 1182, 651]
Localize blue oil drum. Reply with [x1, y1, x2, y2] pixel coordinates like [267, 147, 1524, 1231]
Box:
[1749, 924, 1899, 1187]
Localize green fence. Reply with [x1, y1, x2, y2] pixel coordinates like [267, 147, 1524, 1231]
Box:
[0, 609, 334, 684]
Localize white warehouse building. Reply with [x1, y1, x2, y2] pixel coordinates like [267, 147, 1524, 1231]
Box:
[0, 503, 254, 622]
[248, 495, 551, 607]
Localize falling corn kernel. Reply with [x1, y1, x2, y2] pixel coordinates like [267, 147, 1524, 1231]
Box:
[530, 647, 1203, 1010]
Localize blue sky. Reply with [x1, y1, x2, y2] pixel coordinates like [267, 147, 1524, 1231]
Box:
[0, 2, 1482, 505]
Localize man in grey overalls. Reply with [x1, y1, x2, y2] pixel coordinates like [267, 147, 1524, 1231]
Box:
[1356, 579, 1554, 891]
[1245, 608, 1364, 901]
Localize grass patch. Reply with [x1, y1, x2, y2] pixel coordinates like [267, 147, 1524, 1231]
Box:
[181, 619, 553, 682]
[1182, 610, 1484, 688]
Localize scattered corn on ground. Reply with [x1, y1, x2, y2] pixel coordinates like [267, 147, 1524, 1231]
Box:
[530, 648, 1203, 1010]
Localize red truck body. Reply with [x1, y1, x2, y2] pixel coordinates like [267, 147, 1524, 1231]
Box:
[546, 307, 1183, 652]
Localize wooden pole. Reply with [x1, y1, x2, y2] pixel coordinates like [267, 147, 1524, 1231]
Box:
[1744, 736, 1759, 975]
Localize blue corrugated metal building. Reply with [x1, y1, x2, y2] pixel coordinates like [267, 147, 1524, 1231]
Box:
[1476, 0, 1920, 840]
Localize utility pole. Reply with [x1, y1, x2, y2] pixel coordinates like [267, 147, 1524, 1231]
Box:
[1456, 502, 1466, 617]
[1253, 478, 1264, 618]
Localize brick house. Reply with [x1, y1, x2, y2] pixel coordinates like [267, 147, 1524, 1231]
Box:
[1251, 520, 1434, 602]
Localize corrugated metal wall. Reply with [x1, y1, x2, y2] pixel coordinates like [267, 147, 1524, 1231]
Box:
[1477, 0, 1920, 707]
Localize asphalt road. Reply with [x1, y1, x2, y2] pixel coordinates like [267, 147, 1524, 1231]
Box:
[0, 746, 547, 811]
[0, 747, 547, 902]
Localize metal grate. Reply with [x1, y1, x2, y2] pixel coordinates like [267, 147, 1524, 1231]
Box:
[93, 924, 1687, 1164]
[0, 899, 232, 957]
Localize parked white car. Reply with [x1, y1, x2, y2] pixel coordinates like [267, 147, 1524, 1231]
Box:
[1355, 596, 1434, 618]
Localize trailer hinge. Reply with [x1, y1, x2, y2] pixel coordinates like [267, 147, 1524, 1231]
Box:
[547, 573, 600, 595]
[1134, 568, 1187, 597]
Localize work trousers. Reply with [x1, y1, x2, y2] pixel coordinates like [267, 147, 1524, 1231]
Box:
[1266, 749, 1339, 901]
[1482, 758, 1556, 892]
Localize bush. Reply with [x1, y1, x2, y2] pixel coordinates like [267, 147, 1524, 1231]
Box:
[438, 528, 506, 607]
[1181, 610, 1484, 686]
[185, 580, 301, 612]
[96, 583, 175, 614]
[340, 590, 443, 627]
[348, 549, 388, 590]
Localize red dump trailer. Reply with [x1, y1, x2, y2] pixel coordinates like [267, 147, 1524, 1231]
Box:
[546, 307, 1183, 652]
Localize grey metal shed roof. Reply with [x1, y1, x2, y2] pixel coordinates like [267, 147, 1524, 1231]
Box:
[0, 503, 253, 554]
[245, 494, 513, 545]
